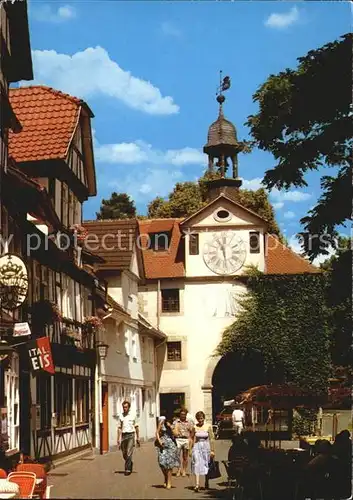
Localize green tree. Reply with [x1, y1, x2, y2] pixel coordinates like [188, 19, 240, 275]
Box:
[96, 192, 136, 220]
[217, 271, 331, 393]
[147, 172, 281, 236]
[246, 33, 352, 260]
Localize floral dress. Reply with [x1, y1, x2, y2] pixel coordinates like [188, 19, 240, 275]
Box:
[157, 421, 180, 469]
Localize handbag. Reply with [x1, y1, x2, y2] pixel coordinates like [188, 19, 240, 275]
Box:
[207, 457, 221, 479]
[154, 438, 162, 449]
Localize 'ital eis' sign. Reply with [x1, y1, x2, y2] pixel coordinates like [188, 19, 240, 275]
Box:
[28, 337, 55, 374]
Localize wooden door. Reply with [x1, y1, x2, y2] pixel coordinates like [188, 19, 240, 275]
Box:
[101, 384, 109, 453]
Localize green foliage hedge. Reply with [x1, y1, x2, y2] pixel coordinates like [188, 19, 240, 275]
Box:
[217, 271, 331, 393]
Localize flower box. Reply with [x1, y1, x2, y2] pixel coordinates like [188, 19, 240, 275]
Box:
[31, 300, 62, 325]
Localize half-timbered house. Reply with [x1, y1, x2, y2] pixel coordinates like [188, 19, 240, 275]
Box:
[0, 0, 33, 464]
[7, 86, 103, 463]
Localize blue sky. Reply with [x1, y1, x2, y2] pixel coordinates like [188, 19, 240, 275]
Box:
[25, 1, 350, 258]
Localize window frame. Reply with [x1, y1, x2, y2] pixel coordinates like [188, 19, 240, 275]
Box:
[189, 233, 199, 255]
[161, 288, 180, 313]
[249, 231, 261, 254]
[36, 374, 52, 430]
[149, 231, 171, 252]
[167, 341, 182, 362]
[54, 374, 73, 428]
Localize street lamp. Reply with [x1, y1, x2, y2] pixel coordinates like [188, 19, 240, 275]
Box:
[96, 342, 109, 360]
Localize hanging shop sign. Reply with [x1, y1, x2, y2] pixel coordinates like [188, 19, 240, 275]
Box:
[28, 337, 55, 374]
[0, 254, 28, 310]
[13, 322, 31, 337]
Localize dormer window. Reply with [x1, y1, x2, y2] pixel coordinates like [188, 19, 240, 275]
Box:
[214, 209, 232, 222]
[149, 231, 170, 251]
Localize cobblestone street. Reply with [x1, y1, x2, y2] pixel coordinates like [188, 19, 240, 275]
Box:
[48, 440, 230, 499]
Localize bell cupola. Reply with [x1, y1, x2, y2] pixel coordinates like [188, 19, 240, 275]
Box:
[203, 73, 247, 200]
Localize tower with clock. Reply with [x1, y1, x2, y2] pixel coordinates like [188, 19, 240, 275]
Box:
[181, 73, 267, 278]
[139, 73, 317, 424]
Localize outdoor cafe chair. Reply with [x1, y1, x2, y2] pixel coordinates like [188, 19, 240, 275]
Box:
[222, 459, 263, 500]
[16, 464, 47, 499]
[8, 472, 36, 499]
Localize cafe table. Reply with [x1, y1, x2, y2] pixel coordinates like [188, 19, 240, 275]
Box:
[304, 435, 333, 445]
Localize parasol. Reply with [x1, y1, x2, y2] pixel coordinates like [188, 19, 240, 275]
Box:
[237, 384, 326, 409]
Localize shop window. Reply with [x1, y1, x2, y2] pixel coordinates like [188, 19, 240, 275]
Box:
[55, 374, 73, 427]
[37, 375, 52, 430]
[75, 378, 89, 424]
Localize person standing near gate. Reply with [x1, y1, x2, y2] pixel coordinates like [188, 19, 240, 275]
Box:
[117, 401, 140, 475]
[232, 404, 245, 434]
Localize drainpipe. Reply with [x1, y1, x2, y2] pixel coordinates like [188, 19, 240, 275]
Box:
[154, 336, 167, 419]
[157, 279, 161, 330]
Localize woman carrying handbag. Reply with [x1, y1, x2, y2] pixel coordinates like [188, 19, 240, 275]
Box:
[189, 411, 216, 492]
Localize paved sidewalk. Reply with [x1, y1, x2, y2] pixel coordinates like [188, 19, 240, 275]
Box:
[47, 440, 230, 499]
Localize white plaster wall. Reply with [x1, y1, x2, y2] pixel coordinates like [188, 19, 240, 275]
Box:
[141, 280, 248, 417]
[101, 317, 158, 445]
[107, 272, 138, 319]
[190, 199, 262, 227]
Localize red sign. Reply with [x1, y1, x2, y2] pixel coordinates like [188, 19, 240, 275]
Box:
[28, 337, 55, 374]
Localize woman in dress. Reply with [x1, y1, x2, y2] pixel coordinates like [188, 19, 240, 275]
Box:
[156, 412, 180, 489]
[190, 411, 215, 492]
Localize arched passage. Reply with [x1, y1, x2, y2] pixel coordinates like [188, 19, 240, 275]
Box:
[210, 350, 268, 420]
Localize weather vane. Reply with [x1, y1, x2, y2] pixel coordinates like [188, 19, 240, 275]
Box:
[216, 70, 231, 103]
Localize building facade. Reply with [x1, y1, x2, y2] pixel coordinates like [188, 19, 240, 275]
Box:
[83, 220, 166, 451]
[0, 83, 103, 464]
[0, 0, 33, 462]
[137, 94, 319, 423]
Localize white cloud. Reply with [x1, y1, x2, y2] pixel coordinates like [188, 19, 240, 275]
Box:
[25, 47, 179, 115]
[32, 4, 76, 23]
[241, 177, 263, 191]
[109, 167, 184, 202]
[161, 22, 182, 38]
[272, 202, 284, 210]
[95, 139, 206, 167]
[265, 6, 299, 29]
[283, 211, 295, 219]
[270, 189, 312, 202]
[57, 5, 76, 19]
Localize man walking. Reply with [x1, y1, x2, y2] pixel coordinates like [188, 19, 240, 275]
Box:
[117, 400, 140, 475]
[231, 404, 245, 435]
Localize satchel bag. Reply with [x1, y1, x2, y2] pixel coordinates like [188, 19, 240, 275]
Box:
[207, 457, 221, 479]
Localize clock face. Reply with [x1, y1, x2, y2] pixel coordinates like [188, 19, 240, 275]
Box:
[203, 231, 247, 275]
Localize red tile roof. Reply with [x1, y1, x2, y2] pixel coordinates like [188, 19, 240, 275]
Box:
[265, 234, 320, 274]
[138, 219, 185, 279]
[9, 86, 90, 163]
[138, 219, 319, 279]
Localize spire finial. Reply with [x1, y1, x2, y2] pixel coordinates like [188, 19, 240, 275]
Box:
[216, 71, 231, 116]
